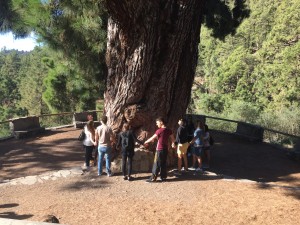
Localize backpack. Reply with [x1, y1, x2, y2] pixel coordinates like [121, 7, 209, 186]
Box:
[78, 129, 86, 141]
[121, 131, 134, 151]
[209, 135, 214, 146]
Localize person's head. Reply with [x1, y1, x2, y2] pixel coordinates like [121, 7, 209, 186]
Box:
[178, 118, 186, 126]
[86, 120, 94, 131]
[87, 114, 93, 121]
[155, 117, 165, 128]
[122, 122, 130, 131]
[204, 124, 209, 132]
[101, 115, 108, 124]
[196, 120, 204, 130]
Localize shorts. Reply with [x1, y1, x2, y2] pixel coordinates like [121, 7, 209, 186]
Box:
[203, 146, 210, 151]
[192, 146, 202, 157]
[177, 142, 189, 155]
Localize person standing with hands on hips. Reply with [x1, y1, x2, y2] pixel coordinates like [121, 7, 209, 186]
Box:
[144, 117, 176, 182]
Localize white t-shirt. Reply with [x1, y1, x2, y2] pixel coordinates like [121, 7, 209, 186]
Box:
[83, 125, 94, 146]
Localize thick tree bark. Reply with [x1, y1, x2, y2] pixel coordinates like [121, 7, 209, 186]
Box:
[104, 0, 204, 139]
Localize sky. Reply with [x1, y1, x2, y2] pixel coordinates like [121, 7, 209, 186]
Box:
[0, 32, 38, 51]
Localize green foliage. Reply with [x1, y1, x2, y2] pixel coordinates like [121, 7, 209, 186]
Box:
[193, 0, 300, 139]
[1, 0, 107, 114]
[18, 48, 50, 115]
[0, 50, 28, 120]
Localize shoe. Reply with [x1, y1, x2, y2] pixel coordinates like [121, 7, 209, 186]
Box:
[196, 168, 203, 172]
[123, 176, 127, 180]
[107, 172, 113, 177]
[145, 177, 156, 183]
[174, 171, 182, 176]
[98, 173, 103, 176]
[128, 176, 133, 181]
[158, 178, 166, 182]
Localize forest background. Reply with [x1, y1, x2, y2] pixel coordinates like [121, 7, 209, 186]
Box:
[0, 0, 299, 144]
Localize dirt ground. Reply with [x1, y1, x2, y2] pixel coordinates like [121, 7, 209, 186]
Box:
[0, 127, 300, 225]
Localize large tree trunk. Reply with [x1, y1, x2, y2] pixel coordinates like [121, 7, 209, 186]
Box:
[104, 0, 203, 138]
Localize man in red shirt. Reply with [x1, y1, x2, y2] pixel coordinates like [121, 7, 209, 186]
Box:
[144, 117, 175, 182]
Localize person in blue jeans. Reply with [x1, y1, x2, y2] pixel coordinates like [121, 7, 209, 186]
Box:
[95, 115, 115, 177]
[189, 120, 205, 172]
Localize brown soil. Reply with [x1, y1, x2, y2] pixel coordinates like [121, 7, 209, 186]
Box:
[0, 127, 300, 225]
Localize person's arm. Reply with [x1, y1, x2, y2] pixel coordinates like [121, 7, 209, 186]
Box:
[189, 131, 197, 145]
[110, 129, 116, 144]
[170, 133, 176, 148]
[175, 127, 180, 145]
[88, 132, 96, 146]
[204, 132, 209, 140]
[116, 133, 121, 149]
[132, 131, 144, 145]
[144, 133, 157, 145]
[95, 129, 99, 146]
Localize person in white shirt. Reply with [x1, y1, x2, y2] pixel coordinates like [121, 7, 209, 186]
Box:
[82, 120, 96, 170]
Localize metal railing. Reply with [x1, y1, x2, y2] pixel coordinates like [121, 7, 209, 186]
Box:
[1, 112, 299, 146]
[202, 115, 300, 147]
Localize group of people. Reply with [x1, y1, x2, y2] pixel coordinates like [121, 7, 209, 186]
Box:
[81, 114, 212, 182]
[174, 117, 211, 176]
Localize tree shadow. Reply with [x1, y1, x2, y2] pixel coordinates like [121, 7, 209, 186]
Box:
[206, 131, 300, 186]
[0, 211, 33, 220]
[0, 203, 19, 209]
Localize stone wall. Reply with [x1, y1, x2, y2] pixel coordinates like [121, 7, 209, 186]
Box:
[235, 122, 264, 142]
[73, 111, 100, 128]
[9, 116, 45, 139]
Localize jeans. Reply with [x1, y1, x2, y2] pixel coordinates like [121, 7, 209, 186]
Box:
[98, 146, 112, 175]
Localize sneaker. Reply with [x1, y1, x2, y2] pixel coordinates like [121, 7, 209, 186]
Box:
[196, 168, 203, 172]
[174, 171, 182, 176]
[123, 176, 127, 180]
[127, 176, 133, 181]
[98, 173, 103, 176]
[158, 178, 166, 182]
[145, 177, 156, 183]
[107, 172, 113, 177]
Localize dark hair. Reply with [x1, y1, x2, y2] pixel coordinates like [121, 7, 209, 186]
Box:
[179, 118, 187, 125]
[87, 120, 95, 133]
[122, 122, 130, 131]
[156, 117, 165, 125]
[204, 124, 209, 132]
[196, 120, 204, 130]
[101, 115, 108, 124]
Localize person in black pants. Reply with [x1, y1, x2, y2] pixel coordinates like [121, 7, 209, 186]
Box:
[117, 123, 142, 181]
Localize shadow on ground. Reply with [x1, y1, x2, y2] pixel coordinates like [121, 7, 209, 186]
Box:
[0, 128, 299, 189]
